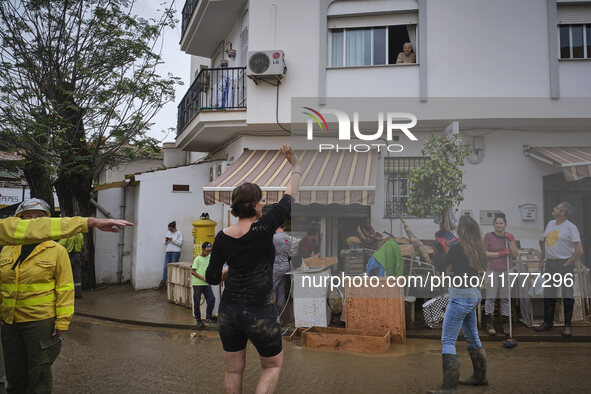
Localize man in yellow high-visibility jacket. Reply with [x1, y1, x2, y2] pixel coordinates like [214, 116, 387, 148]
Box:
[0, 215, 132, 246]
[59, 233, 84, 298]
[0, 199, 75, 393]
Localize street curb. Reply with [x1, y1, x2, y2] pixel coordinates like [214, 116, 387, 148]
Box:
[75, 311, 218, 331]
[406, 332, 591, 342]
[77, 312, 591, 342]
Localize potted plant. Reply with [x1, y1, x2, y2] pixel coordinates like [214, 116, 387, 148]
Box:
[226, 49, 237, 59]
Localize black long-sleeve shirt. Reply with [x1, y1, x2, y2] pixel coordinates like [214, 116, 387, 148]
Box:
[206, 194, 293, 305]
[434, 243, 479, 288]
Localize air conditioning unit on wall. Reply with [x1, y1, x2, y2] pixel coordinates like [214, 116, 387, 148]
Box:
[246, 50, 286, 82]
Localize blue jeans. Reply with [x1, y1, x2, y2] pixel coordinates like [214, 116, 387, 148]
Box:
[441, 287, 482, 355]
[272, 262, 290, 312]
[162, 252, 181, 281]
[193, 285, 215, 321]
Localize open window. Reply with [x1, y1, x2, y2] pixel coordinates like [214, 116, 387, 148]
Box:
[329, 13, 417, 67]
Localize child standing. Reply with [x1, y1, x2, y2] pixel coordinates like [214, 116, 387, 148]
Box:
[191, 242, 216, 329]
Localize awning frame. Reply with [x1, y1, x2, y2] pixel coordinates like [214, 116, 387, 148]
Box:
[203, 149, 378, 205]
[524, 145, 591, 181]
[203, 186, 376, 192]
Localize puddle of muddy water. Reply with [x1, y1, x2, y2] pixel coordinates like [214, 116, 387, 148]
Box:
[55, 318, 591, 394]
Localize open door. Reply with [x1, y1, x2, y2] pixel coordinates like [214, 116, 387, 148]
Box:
[543, 173, 591, 267]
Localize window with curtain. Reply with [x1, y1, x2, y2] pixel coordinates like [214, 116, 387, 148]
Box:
[330, 24, 416, 67]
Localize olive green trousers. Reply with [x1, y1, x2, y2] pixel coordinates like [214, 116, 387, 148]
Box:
[1, 318, 62, 394]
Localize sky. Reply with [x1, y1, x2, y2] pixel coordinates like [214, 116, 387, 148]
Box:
[137, 1, 191, 144]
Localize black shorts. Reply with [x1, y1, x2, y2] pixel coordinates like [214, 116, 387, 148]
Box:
[218, 301, 282, 357]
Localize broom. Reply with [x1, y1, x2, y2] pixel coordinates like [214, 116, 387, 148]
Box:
[503, 237, 518, 349]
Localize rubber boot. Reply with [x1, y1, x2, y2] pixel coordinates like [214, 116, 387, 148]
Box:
[427, 354, 460, 393]
[485, 314, 496, 336]
[501, 315, 510, 336]
[459, 348, 488, 386]
[535, 300, 555, 332]
[562, 300, 574, 337]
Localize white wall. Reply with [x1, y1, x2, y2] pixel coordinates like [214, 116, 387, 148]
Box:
[327, 65, 420, 97]
[370, 129, 588, 243]
[190, 55, 213, 80]
[180, 0, 591, 130]
[98, 159, 164, 184]
[131, 164, 223, 289]
[215, 135, 293, 164]
[427, 0, 551, 97]
[559, 61, 591, 97]
[206, 131, 585, 246]
[246, 0, 321, 125]
[188, 151, 208, 163]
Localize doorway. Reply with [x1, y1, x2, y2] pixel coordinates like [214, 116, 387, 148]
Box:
[543, 173, 591, 267]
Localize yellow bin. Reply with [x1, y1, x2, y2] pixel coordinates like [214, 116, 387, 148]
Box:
[193, 217, 217, 258]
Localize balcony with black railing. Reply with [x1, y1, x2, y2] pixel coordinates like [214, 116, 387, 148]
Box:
[180, 0, 247, 56]
[177, 67, 247, 134]
[181, 0, 197, 38]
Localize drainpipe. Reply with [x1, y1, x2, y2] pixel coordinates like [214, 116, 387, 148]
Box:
[117, 179, 130, 283]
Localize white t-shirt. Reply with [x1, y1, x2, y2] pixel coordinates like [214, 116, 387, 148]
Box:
[165, 230, 183, 253]
[544, 220, 581, 260]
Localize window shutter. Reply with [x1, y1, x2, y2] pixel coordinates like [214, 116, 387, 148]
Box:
[328, 13, 418, 29]
[384, 157, 425, 174]
[557, 5, 591, 24]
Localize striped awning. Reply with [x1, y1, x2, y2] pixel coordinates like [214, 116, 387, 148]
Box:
[203, 150, 377, 205]
[525, 146, 591, 181]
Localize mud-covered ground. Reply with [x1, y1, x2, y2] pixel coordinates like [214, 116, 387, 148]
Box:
[52, 317, 591, 393]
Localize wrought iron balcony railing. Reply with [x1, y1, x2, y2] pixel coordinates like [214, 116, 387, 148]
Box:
[181, 0, 197, 38]
[177, 67, 247, 134]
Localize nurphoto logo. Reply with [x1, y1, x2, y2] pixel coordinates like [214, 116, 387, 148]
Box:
[302, 107, 418, 152]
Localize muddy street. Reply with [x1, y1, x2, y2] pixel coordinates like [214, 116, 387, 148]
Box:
[51, 317, 590, 393]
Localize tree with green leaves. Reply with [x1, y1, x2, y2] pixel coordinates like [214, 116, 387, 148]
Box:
[407, 134, 471, 231]
[0, 0, 180, 288]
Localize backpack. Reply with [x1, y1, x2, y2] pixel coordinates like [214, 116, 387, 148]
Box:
[433, 230, 459, 266]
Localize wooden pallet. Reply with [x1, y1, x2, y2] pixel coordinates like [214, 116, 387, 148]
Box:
[167, 282, 192, 308]
[344, 278, 406, 344]
[302, 326, 391, 353]
[167, 262, 193, 308]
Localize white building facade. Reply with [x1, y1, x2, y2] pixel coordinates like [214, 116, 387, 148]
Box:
[97, 0, 591, 288]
